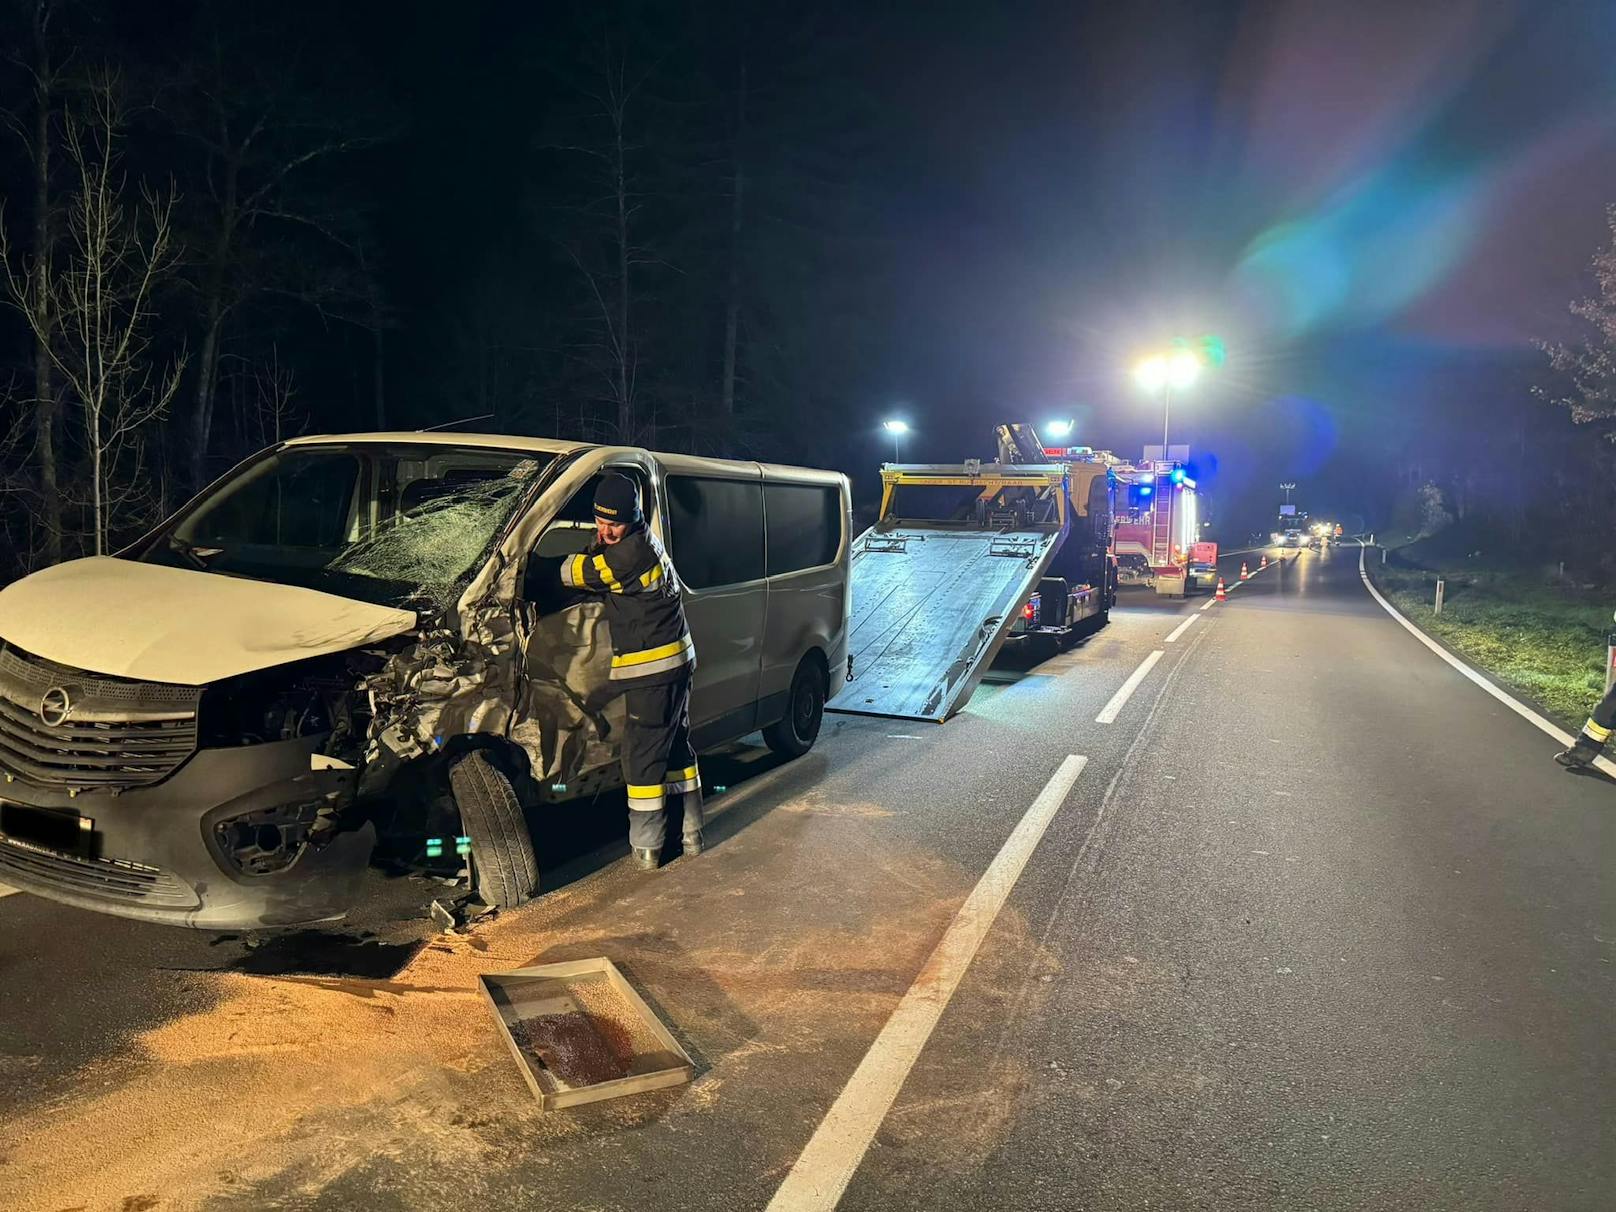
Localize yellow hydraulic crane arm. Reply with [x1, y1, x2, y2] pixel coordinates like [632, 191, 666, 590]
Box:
[877, 465, 1072, 529]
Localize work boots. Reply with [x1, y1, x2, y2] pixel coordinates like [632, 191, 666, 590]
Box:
[632, 846, 661, 871]
[682, 828, 704, 858]
[1554, 740, 1600, 769]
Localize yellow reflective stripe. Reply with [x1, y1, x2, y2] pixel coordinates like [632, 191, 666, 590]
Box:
[611, 636, 694, 668]
[626, 783, 665, 800]
[639, 564, 664, 589]
[593, 554, 623, 592]
[563, 554, 586, 587]
[1583, 719, 1612, 742]
[665, 763, 700, 793]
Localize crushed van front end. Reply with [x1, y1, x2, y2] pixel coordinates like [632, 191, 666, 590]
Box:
[0, 643, 375, 930]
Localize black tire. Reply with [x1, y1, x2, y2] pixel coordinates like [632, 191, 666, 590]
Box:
[448, 749, 539, 909]
[763, 656, 828, 758]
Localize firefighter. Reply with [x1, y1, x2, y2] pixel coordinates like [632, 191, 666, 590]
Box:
[560, 474, 703, 868]
[1555, 683, 1616, 771]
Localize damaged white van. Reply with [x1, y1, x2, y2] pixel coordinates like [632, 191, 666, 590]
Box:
[0, 434, 850, 928]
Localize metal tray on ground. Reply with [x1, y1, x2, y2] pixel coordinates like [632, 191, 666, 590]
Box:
[478, 957, 693, 1111]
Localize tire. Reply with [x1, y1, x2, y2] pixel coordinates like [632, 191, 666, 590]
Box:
[448, 749, 539, 909]
[763, 656, 828, 758]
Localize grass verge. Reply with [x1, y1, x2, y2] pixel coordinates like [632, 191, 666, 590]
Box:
[1368, 548, 1610, 730]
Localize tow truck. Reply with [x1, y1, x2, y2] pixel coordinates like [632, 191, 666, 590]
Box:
[826, 424, 1117, 723]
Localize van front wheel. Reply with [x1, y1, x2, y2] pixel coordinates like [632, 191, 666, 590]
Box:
[763, 657, 827, 758]
[448, 749, 539, 909]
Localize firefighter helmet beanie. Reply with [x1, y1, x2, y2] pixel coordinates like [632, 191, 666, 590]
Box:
[593, 474, 642, 525]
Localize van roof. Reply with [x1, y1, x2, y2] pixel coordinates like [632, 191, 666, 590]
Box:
[281, 432, 846, 487]
[283, 431, 588, 456]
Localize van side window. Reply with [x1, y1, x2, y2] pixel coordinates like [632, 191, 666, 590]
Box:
[764, 484, 842, 575]
[187, 452, 360, 550]
[666, 475, 764, 589]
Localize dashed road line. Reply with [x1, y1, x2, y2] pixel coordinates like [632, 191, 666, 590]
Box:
[1165, 614, 1200, 643]
[1357, 543, 1616, 777]
[1095, 650, 1165, 724]
[765, 754, 1089, 1212]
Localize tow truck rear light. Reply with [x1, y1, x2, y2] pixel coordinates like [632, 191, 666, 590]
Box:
[1023, 599, 1037, 620]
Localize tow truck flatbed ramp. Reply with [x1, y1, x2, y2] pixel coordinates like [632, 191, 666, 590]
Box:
[827, 522, 1062, 722]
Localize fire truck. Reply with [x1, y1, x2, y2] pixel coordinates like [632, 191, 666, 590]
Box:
[1110, 452, 1205, 595]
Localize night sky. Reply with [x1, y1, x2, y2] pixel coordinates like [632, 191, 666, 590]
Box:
[8, 0, 1616, 544]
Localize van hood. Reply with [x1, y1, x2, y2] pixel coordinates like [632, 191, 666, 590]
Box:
[0, 557, 417, 685]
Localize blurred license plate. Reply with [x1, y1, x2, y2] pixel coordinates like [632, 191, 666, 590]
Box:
[0, 801, 97, 858]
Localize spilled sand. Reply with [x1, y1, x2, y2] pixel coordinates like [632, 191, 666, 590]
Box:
[1, 789, 1052, 1211]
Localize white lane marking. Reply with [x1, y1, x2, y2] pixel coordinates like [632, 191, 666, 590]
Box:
[0, 884, 19, 899]
[766, 755, 1089, 1212]
[1200, 599, 1216, 612]
[1165, 614, 1200, 643]
[1095, 650, 1165, 724]
[1357, 543, 1616, 777]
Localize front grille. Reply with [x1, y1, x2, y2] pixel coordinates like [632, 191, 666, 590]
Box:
[0, 834, 199, 908]
[0, 644, 200, 790]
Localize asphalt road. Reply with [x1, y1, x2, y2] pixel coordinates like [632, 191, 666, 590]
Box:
[1, 544, 1611, 1211]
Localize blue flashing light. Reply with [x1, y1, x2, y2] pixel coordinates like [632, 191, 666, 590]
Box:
[1170, 468, 1185, 484]
[1139, 484, 1153, 497]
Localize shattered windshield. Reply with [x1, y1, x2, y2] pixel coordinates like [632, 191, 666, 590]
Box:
[144, 444, 553, 612]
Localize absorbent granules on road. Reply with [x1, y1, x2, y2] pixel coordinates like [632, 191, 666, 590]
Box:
[0, 791, 1056, 1212]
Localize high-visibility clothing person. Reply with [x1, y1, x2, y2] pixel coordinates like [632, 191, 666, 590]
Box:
[1555, 681, 1616, 771]
[561, 474, 703, 868]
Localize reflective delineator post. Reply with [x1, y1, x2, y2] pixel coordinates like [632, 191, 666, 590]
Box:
[1434, 578, 1445, 615]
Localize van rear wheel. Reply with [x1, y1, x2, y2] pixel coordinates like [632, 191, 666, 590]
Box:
[448, 749, 539, 909]
[763, 657, 827, 758]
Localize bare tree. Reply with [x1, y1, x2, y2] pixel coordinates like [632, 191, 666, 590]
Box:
[241, 343, 299, 447]
[2, 74, 186, 555]
[169, 11, 380, 486]
[1539, 204, 1616, 438]
[0, 0, 65, 564]
[545, 8, 677, 445]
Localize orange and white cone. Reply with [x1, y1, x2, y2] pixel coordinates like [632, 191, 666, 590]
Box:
[1260, 554, 1269, 570]
[1240, 561, 1250, 581]
[1215, 577, 1227, 602]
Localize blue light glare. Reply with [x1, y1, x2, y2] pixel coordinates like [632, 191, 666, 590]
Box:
[1234, 164, 1481, 338]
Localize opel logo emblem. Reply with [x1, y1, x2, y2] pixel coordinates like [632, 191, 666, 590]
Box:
[39, 686, 72, 728]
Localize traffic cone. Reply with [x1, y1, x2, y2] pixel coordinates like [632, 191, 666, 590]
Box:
[1239, 561, 1249, 581]
[1215, 577, 1227, 603]
[1260, 554, 1269, 570]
